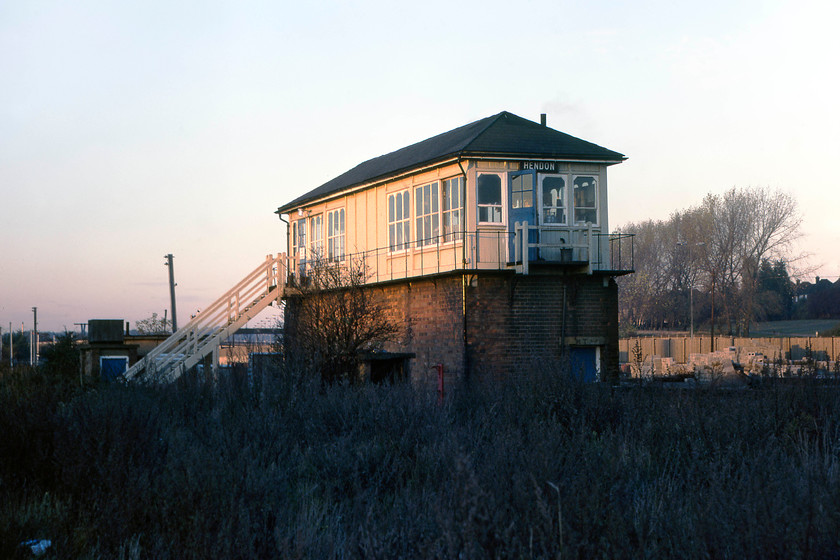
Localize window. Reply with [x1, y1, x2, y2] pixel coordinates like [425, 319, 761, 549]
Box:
[292, 217, 306, 255]
[327, 208, 345, 261]
[477, 173, 503, 223]
[415, 182, 439, 247]
[442, 176, 463, 242]
[388, 191, 410, 251]
[573, 176, 597, 225]
[511, 173, 534, 209]
[309, 214, 323, 257]
[541, 175, 566, 224]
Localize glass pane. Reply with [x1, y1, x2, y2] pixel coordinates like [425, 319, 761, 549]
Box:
[477, 174, 501, 204]
[543, 176, 564, 206]
[576, 208, 596, 224]
[574, 177, 596, 206]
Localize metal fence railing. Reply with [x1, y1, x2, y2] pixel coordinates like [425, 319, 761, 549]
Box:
[287, 228, 633, 287]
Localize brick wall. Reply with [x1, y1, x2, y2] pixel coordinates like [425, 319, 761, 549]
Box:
[284, 270, 620, 384]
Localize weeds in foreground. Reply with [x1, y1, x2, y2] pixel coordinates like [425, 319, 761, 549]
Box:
[1, 362, 840, 558]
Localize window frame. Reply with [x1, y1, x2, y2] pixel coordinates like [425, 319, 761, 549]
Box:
[414, 181, 440, 248]
[388, 190, 411, 253]
[572, 175, 599, 226]
[539, 174, 568, 226]
[327, 208, 345, 262]
[442, 176, 464, 242]
[291, 216, 308, 257]
[309, 213, 324, 258]
[476, 172, 505, 225]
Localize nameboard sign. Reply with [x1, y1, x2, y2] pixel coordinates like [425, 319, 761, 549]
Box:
[519, 161, 557, 172]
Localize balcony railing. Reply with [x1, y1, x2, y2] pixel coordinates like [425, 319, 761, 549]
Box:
[286, 227, 633, 288]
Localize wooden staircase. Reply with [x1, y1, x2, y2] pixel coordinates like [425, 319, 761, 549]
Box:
[123, 254, 287, 383]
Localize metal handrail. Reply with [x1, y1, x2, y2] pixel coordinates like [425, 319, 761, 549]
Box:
[287, 228, 633, 287]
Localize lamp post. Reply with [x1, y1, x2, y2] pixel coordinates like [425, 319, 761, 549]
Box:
[677, 242, 704, 341]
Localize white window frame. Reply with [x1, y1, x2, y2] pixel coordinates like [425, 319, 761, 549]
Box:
[442, 176, 464, 242]
[309, 213, 324, 258]
[327, 208, 345, 262]
[476, 172, 505, 225]
[539, 174, 568, 226]
[572, 175, 598, 226]
[388, 190, 411, 252]
[414, 182, 440, 247]
[292, 217, 307, 256]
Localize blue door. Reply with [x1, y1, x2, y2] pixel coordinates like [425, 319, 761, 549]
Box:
[569, 347, 598, 382]
[508, 170, 538, 261]
[100, 356, 128, 382]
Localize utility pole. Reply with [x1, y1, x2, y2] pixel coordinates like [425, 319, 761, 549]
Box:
[31, 307, 38, 366]
[165, 254, 178, 332]
[9, 322, 12, 369]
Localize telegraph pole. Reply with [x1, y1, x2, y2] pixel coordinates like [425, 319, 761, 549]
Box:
[165, 254, 178, 332]
[31, 307, 38, 366]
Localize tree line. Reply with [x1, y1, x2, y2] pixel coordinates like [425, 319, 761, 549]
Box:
[617, 186, 811, 336]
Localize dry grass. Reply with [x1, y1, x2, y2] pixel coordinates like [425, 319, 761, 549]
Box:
[2, 362, 840, 558]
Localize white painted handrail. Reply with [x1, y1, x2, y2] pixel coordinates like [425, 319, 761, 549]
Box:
[123, 253, 286, 383]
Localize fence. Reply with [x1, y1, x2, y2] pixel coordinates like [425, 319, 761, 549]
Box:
[619, 336, 840, 364]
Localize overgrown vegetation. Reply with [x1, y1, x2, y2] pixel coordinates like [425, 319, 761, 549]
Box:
[285, 255, 401, 384]
[2, 362, 840, 558]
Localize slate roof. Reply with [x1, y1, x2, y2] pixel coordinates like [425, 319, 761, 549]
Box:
[276, 111, 625, 213]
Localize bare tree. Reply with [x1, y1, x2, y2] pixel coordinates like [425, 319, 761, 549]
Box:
[136, 313, 172, 335]
[284, 254, 402, 384]
[618, 186, 802, 336]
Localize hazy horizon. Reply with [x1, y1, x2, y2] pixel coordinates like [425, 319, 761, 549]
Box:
[3, 0, 838, 332]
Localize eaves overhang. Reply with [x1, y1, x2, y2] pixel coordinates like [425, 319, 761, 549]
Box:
[275, 154, 463, 215]
[275, 111, 626, 216]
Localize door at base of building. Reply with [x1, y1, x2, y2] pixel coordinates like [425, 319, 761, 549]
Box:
[100, 356, 129, 381]
[569, 346, 599, 382]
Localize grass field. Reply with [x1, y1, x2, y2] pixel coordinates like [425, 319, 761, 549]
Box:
[3, 363, 840, 558]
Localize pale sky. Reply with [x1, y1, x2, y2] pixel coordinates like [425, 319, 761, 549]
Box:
[2, 0, 838, 332]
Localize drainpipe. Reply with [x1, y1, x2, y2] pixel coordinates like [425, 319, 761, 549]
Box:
[457, 156, 470, 379]
[277, 212, 289, 252]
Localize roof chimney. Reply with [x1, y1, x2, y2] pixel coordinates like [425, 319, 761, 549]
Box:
[540, 113, 547, 126]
